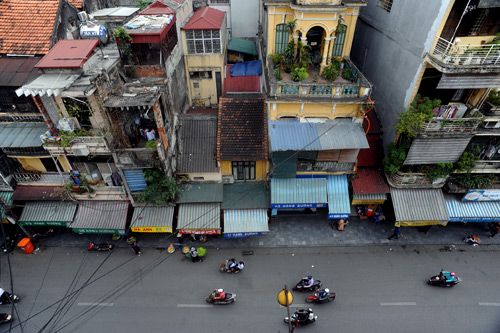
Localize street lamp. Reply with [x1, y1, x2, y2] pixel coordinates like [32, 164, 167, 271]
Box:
[277, 285, 294, 333]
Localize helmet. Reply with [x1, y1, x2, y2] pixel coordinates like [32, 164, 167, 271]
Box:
[217, 289, 223, 292]
[308, 308, 313, 312]
[451, 272, 455, 276]
[324, 288, 330, 293]
[191, 247, 195, 251]
[308, 275, 312, 279]
[239, 261, 244, 264]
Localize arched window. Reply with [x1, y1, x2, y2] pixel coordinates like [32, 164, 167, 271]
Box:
[275, 24, 289, 54]
[331, 24, 347, 57]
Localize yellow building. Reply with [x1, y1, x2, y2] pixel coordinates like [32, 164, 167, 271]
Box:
[182, 7, 227, 107]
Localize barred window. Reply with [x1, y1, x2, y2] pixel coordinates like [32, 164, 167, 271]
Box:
[185, 29, 222, 54]
[377, 0, 392, 13]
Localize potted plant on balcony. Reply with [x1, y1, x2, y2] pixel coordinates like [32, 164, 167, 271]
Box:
[291, 67, 309, 82]
[396, 95, 441, 139]
[321, 58, 340, 82]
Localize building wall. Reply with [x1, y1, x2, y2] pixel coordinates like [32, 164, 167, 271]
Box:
[350, 0, 450, 148]
[231, 0, 259, 38]
[177, 171, 222, 182]
[16, 157, 47, 172]
[268, 102, 362, 120]
[220, 160, 268, 180]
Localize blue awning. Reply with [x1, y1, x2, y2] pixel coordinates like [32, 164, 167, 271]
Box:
[271, 178, 327, 209]
[327, 175, 350, 219]
[445, 194, 500, 222]
[223, 209, 269, 238]
[123, 169, 147, 192]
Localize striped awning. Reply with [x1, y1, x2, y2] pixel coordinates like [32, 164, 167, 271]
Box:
[130, 206, 174, 232]
[352, 193, 388, 201]
[445, 194, 500, 222]
[327, 175, 350, 219]
[271, 178, 327, 209]
[391, 188, 449, 226]
[177, 203, 220, 234]
[123, 169, 147, 192]
[0, 192, 13, 219]
[70, 201, 129, 234]
[223, 209, 269, 238]
[19, 201, 77, 226]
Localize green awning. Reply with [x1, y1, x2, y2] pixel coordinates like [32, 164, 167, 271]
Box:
[228, 38, 257, 56]
[130, 206, 174, 233]
[222, 182, 269, 209]
[70, 201, 129, 234]
[176, 183, 223, 203]
[19, 201, 78, 226]
[177, 203, 220, 233]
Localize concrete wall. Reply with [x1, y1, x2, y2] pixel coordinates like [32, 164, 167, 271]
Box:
[268, 102, 362, 120]
[231, 0, 259, 38]
[350, 0, 450, 148]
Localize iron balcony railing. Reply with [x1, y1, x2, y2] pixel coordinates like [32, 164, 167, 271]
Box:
[386, 171, 448, 189]
[43, 136, 111, 155]
[12, 172, 71, 185]
[427, 36, 500, 71]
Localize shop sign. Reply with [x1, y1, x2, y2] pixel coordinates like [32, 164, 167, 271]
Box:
[179, 229, 219, 235]
[73, 228, 125, 235]
[399, 220, 448, 227]
[131, 226, 172, 233]
[328, 213, 350, 219]
[20, 221, 69, 227]
[224, 232, 265, 238]
[463, 190, 500, 201]
[449, 216, 497, 222]
[271, 203, 327, 209]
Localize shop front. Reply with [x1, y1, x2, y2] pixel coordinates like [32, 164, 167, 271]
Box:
[130, 206, 174, 233]
[18, 201, 78, 226]
[390, 188, 449, 226]
[327, 175, 350, 219]
[177, 203, 221, 235]
[271, 178, 327, 213]
[351, 168, 390, 219]
[70, 201, 130, 234]
[0, 192, 13, 223]
[445, 194, 500, 222]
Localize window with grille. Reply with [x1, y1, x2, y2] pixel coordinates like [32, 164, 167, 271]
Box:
[377, 0, 393, 12]
[469, 9, 488, 34]
[210, 0, 230, 3]
[275, 24, 289, 54]
[232, 161, 256, 180]
[185, 29, 222, 54]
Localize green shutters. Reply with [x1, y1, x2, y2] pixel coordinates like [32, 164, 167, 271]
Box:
[275, 24, 289, 54]
[331, 24, 347, 57]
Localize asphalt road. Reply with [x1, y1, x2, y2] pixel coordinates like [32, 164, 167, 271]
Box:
[1, 245, 499, 333]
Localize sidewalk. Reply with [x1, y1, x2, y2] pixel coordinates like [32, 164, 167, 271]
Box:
[36, 212, 500, 250]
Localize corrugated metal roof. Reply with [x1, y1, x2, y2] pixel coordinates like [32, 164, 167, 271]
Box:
[404, 137, 472, 165]
[352, 168, 390, 194]
[223, 209, 268, 234]
[222, 182, 269, 209]
[228, 38, 257, 56]
[391, 188, 449, 222]
[103, 91, 159, 108]
[223, 64, 261, 93]
[12, 186, 69, 201]
[352, 193, 387, 201]
[437, 73, 500, 89]
[70, 201, 129, 230]
[445, 194, 500, 222]
[0, 192, 13, 219]
[268, 119, 369, 152]
[183, 7, 225, 30]
[178, 114, 218, 173]
[327, 175, 350, 218]
[35, 40, 98, 69]
[177, 203, 221, 230]
[131, 206, 174, 228]
[19, 201, 77, 223]
[0, 123, 48, 148]
[16, 73, 79, 97]
[91, 7, 140, 18]
[0, 57, 40, 87]
[177, 183, 223, 203]
[139, 1, 175, 15]
[123, 169, 147, 192]
[271, 178, 327, 205]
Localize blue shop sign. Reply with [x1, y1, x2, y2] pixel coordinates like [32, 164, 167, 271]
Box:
[224, 232, 265, 238]
[328, 213, 350, 219]
[271, 203, 327, 209]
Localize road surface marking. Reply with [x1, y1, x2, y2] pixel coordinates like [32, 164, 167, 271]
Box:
[177, 304, 212, 308]
[479, 302, 500, 306]
[77, 302, 114, 307]
[380, 302, 416, 306]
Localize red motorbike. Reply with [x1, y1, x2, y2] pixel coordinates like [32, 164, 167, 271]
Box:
[305, 289, 336, 304]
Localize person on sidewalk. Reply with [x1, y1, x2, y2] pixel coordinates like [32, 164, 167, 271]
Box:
[387, 222, 402, 240]
[130, 241, 141, 256]
[176, 232, 184, 249]
[489, 223, 500, 238]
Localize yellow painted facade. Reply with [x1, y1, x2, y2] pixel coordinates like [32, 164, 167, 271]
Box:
[268, 101, 362, 120]
[220, 160, 269, 180]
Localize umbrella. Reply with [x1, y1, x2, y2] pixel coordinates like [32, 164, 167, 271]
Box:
[196, 246, 207, 257]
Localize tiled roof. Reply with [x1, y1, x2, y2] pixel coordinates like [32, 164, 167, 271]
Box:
[217, 94, 268, 161]
[178, 114, 218, 173]
[0, 0, 60, 55]
[68, 0, 83, 8]
[140, 1, 175, 15]
[35, 40, 98, 69]
[183, 7, 225, 30]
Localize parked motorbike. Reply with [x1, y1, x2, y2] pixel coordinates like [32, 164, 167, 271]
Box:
[205, 290, 236, 305]
[219, 258, 244, 274]
[428, 270, 462, 287]
[292, 278, 322, 292]
[87, 241, 114, 252]
[0, 290, 19, 305]
[305, 289, 337, 304]
[32, 228, 54, 241]
[1, 233, 21, 253]
[284, 308, 317, 327]
[0, 313, 12, 324]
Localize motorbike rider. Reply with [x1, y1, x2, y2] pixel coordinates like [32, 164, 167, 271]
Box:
[228, 258, 237, 271]
[233, 261, 244, 273]
[446, 272, 456, 282]
[295, 308, 313, 323]
[214, 289, 226, 300]
[302, 276, 314, 288]
[317, 288, 329, 301]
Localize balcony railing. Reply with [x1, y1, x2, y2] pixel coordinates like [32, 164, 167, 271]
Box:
[480, 101, 500, 117]
[427, 36, 500, 72]
[70, 185, 127, 200]
[297, 161, 355, 173]
[0, 113, 44, 122]
[386, 171, 447, 189]
[12, 172, 71, 185]
[115, 148, 161, 168]
[420, 107, 483, 135]
[43, 136, 111, 156]
[267, 57, 371, 99]
[471, 160, 500, 173]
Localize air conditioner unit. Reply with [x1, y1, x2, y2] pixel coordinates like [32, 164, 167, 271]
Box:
[77, 11, 89, 23]
[71, 143, 90, 156]
[222, 175, 234, 184]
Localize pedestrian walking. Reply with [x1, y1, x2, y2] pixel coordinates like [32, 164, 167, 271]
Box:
[176, 232, 184, 249]
[130, 241, 141, 256]
[387, 222, 402, 240]
[189, 247, 199, 263]
[489, 222, 500, 238]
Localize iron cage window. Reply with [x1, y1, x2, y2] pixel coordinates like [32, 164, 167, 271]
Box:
[232, 161, 256, 180]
